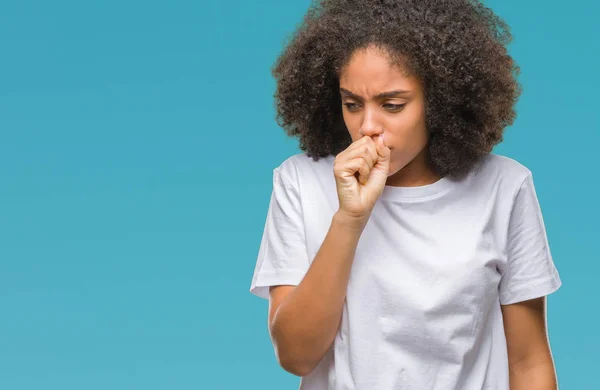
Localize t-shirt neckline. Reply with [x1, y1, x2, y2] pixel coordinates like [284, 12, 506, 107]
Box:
[323, 154, 454, 201]
[379, 175, 454, 200]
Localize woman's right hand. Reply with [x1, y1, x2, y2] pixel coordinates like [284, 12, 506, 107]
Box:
[333, 134, 391, 225]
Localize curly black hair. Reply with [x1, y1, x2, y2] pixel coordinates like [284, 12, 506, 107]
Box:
[272, 0, 522, 179]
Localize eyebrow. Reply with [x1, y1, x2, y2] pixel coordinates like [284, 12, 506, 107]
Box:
[339, 88, 411, 100]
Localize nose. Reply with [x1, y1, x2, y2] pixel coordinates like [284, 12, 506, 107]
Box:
[358, 109, 383, 138]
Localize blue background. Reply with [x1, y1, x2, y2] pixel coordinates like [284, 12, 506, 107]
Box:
[0, 0, 597, 388]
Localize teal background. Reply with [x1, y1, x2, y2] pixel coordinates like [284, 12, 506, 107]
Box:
[0, 0, 596, 388]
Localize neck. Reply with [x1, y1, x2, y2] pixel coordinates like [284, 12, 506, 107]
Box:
[385, 149, 441, 187]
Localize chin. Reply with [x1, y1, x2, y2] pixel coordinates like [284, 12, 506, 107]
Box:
[387, 164, 403, 177]
[387, 156, 412, 177]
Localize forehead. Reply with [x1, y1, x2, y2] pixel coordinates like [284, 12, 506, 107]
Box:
[339, 46, 419, 92]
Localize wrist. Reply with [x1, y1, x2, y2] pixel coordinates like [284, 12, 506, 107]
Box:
[333, 210, 369, 232]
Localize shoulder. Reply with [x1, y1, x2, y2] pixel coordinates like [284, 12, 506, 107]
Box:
[475, 153, 532, 177]
[273, 152, 335, 187]
[470, 153, 533, 191]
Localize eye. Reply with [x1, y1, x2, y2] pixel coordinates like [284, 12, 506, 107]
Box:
[343, 102, 360, 112]
[383, 103, 405, 111]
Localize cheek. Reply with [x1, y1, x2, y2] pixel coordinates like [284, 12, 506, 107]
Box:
[342, 113, 361, 140]
[386, 110, 427, 146]
[386, 147, 421, 176]
[385, 125, 429, 170]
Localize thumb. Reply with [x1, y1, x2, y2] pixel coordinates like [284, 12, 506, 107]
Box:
[365, 134, 391, 189]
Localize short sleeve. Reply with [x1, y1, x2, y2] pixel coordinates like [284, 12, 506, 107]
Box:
[498, 173, 562, 305]
[249, 168, 310, 300]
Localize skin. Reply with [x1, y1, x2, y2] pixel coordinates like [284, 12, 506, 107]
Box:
[501, 297, 559, 389]
[339, 45, 441, 188]
[268, 43, 557, 384]
[338, 44, 558, 386]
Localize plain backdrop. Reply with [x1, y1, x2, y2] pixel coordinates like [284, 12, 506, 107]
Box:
[0, 0, 598, 388]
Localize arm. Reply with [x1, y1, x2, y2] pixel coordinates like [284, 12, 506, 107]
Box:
[268, 211, 366, 377]
[501, 296, 559, 389]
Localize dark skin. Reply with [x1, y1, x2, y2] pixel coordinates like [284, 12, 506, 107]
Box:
[338, 46, 557, 388]
[272, 0, 522, 180]
[269, 0, 556, 385]
[501, 297, 558, 389]
[338, 45, 440, 188]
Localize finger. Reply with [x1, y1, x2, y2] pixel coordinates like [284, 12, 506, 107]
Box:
[365, 138, 379, 168]
[338, 156, 371, 186]
[336, 156, 364, 179]
[364, 134, 391, 189]
[341, 135, 373, 156]
[345, 146, 374, 171]
[355, 157, 371, 185]
[375, 133, 391, 163]
[345, 139, 377, 169]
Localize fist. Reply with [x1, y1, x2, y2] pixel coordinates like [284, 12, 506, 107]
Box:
[333, 134, 391, 223]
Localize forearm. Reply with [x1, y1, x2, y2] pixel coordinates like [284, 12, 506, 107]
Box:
[509, 360, 558, 390]
[271, 211, 365, 375]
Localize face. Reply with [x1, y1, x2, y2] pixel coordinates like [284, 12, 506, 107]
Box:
[339, 45, 433, 183]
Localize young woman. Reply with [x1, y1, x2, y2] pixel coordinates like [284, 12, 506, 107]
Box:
[250, 1, 562, 389]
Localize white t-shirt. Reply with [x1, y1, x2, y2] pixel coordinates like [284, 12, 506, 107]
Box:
[249, 152, 562, 390]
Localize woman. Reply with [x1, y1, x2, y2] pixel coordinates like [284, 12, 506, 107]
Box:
[249, 0, 562, 389]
